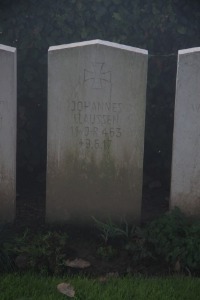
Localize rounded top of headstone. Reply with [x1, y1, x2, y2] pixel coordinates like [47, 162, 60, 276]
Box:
[178, 47, 200, 55]
[0, 44, 16, 52]
[49, 39, 148, 55]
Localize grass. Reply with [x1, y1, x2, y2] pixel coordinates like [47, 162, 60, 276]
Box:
[0, 273, 200, 300]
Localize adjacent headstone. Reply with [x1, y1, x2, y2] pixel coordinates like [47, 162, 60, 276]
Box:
[171, 47, 200, 216]
[0, 44, 17, 222]
[46, 40, 148, 223]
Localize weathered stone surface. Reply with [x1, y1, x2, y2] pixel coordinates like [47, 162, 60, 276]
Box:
[0, 44, 16, 223]
[171, 47, 200, 216]
[46, 40, 148, 223]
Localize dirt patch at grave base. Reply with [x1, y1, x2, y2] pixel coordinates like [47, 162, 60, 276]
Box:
[60, 229, 170, 278]
[11, 187, 171, 278]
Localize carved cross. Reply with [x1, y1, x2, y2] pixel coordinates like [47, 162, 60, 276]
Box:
[84, 62, 111, 89]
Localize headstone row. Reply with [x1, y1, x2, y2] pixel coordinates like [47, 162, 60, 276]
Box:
[0, 40, 200, 223]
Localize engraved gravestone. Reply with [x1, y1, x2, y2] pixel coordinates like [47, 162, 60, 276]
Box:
[171, 47, 200, 216]
[46, 40, 148, 223]
[0, 44, 16, 222]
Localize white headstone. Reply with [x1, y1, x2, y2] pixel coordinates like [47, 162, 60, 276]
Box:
[46, 40, 148, 223]
[171, 47, 200, 216]
[0, 44, 17, 222]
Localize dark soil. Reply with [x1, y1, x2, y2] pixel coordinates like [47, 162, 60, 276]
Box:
[12, 184, 171, 277]
[60, 227, 170, 278]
